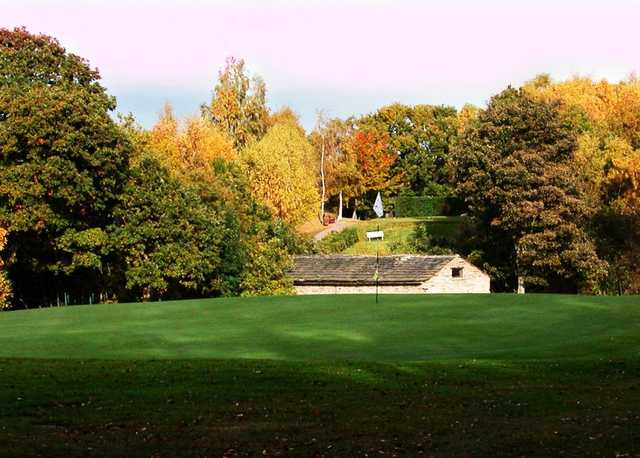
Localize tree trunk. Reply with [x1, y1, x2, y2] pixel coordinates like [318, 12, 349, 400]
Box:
[319, 134, 326, 223]
[337, 191, 343, 220]
[515, 239, 525, 294]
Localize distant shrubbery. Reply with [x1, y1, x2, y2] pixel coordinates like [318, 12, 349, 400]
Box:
[318, 227, 359, 254]
[393, 196, 464, 217]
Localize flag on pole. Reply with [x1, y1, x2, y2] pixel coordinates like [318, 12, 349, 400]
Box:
[373, 192, 384, 218]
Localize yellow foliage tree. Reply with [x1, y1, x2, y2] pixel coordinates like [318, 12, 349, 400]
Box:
[524, 75, 640, 147]
[241, 122, 319, 225]
[607, 143, 640, 214]
[0, 228, 12, 310]
[148, 104, 237, 183]
[457, 103, 480, 134]
[268, 106, 306, 136]
[525, 75, 640, 292]
[525, 75, 640, 209]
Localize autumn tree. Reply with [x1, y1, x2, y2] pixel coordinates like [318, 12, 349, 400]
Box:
[359, 103, 458, 196]
[124, 118, 300, 298]
[0, 227, 11, 309]
[201, 57, 269, 149]
[310, 116, 358, 220]
[345, 128, 396, 195]
[457, 104, 480, 135]
[148, 104, 237, 190]
[0, 28, 130, 307]
[524, 75, 640, 293]
[268, 106, 305, 136]
[452, 87, 606, 293]
[242, 122, 319, 225]
[211, 160, 302, 297]
[524, 75, 640, 148]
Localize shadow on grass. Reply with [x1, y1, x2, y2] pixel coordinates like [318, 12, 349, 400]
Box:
[0, 357, 639, 457]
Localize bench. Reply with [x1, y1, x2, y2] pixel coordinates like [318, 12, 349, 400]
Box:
[366, 230, 384, 241]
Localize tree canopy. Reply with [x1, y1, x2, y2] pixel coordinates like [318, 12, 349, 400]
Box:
[242, 122, 319, 225]
[0, 27, 131, 306]
[201, 57, 270, 149]
[359, 103, 458, 196]
[2, 27, 640, 307]
[452, 87, 606, 292]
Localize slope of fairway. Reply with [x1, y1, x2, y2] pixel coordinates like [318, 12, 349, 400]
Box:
[0, 294, 638, 361]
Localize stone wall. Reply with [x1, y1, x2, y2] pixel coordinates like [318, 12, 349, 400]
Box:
[295, 285, 425, 295]
[420, 257, 490, 293]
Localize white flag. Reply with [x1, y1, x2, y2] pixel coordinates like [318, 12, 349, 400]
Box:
[373, 192, 384, 218]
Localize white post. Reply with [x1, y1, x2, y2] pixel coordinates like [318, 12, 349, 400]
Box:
[319, 132, 326, 223]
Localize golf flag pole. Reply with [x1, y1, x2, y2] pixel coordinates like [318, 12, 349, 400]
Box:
[375, 249, 379, 304]
[372, 192, 384, 304]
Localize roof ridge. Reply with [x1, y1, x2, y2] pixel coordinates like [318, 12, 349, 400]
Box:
[294, 254, 457, 258]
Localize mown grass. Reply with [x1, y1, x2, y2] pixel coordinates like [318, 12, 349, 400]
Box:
[1, 294, 639, 361]
[343, 217, 463, 255]
[1, 294, 639, 456]
[1, 358, 638, 457]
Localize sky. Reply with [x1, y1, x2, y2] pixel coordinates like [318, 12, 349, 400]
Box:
[2, 0, 639, 131]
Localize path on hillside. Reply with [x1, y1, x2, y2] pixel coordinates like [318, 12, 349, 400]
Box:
[313, 219, 359, 241]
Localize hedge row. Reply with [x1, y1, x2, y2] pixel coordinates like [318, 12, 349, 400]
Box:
[394, 196, 444, 217]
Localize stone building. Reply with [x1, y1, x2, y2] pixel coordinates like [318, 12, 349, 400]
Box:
[290, 255, 490, 294]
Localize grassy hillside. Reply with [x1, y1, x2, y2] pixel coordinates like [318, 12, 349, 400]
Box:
[343, 217, 462, 255]
[0, 294, 638, 361]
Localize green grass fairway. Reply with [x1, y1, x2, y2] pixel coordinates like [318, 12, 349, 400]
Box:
[1, 294, 639, 456]
[0, 294, 638, 360]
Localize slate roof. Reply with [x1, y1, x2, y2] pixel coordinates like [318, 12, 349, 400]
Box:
[291, 255, 457, 286]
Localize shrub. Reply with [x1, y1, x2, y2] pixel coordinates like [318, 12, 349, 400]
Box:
[318, 227, 359, 254]
[408, 219, 464, 255]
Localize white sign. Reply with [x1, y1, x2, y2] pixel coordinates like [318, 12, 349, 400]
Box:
[366, 230, 384, 241]
[373, 192, 384, 218]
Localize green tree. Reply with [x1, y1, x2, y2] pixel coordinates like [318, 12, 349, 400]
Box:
[451, 87, 606, 293]
[212, 159, 308, 297]
[0, 27, 130, 307]
[108, 157, 226, 301]
[359, 103, 458, 196]
[201, 57, 269, 149]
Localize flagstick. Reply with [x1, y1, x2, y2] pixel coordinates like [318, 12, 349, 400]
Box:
[373, 191, 383, 305]
[376, 222, 380, 304]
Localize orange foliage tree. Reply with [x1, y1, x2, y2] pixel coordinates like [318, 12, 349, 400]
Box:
[345, 128, 396, 196]
[148, 104, 237, 183]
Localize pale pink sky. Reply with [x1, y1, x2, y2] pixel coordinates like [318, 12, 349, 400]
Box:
[2, 0, 639, 130]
